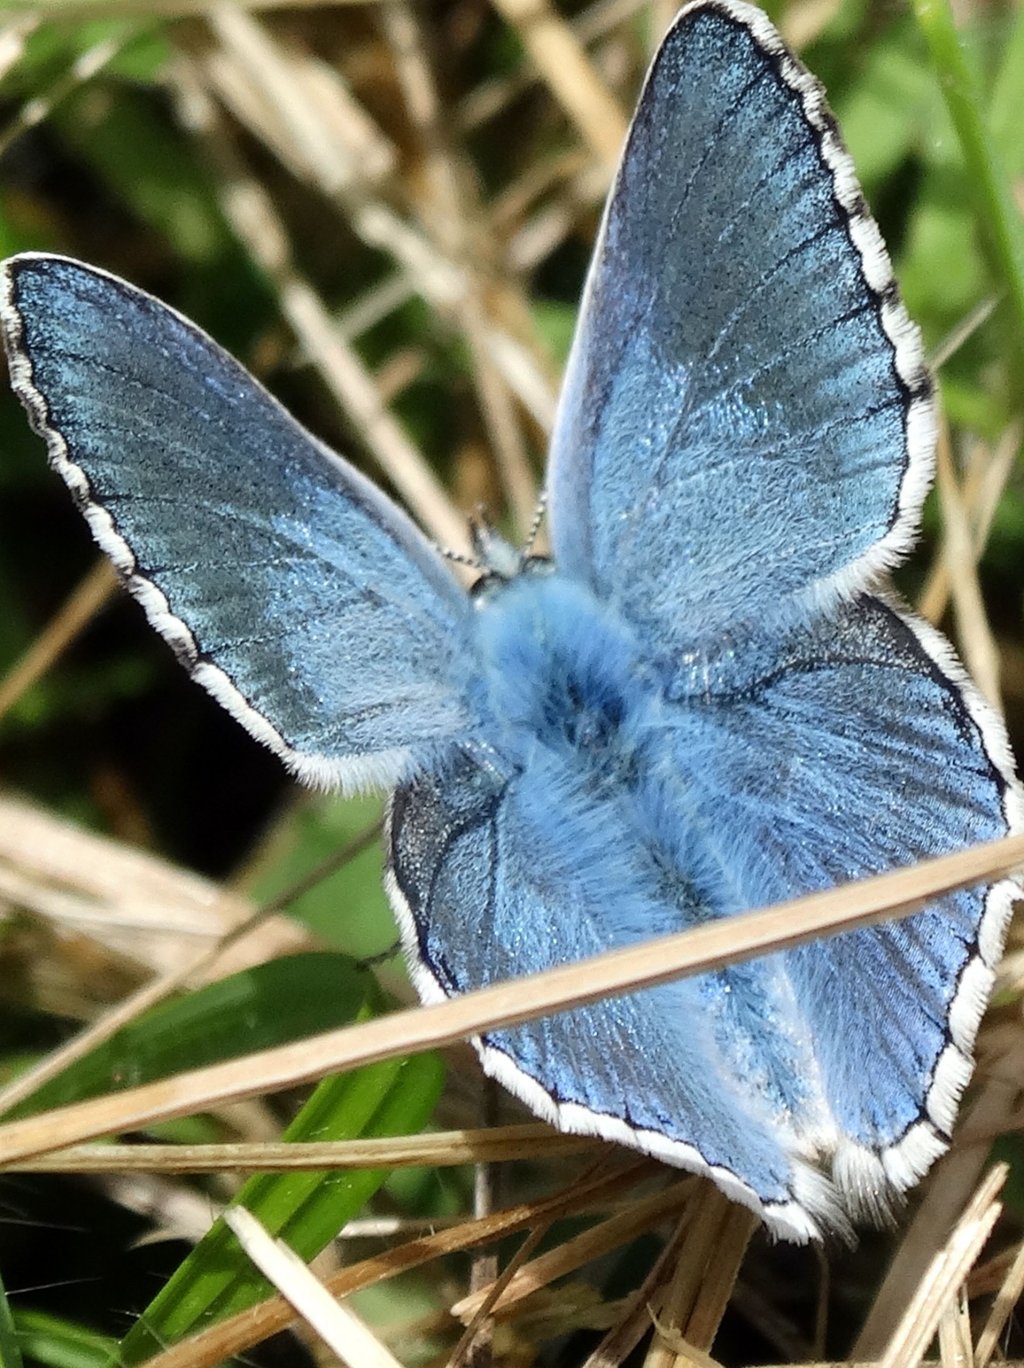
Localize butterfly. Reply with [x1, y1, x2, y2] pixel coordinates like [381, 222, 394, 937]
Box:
[2, 0, 1020, 1242]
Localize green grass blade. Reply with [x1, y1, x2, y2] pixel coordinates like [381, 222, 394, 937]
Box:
[117, 1049, 444, 1363]
[0, 1268, 24, 1368]
[911, 0, 1024, 376]
[990, 2, 1024, 173]
[6, 952, 376, 1119]
[8, 1310, 116, 1368]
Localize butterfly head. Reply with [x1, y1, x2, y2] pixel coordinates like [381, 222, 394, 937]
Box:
[466, 513, 551, 602]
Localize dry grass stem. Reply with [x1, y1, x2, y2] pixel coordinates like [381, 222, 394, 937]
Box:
[202, 7, 556, 446]
[136, 1162, 654, 1368]
[5, 0, 378, 14]
[0, 816, 383, 1120]
[485, 326, 560, 428]
[487, 0, 627, 169]
[506, 160, 609, 271]
[682, 1201, 758, 1348]
[931, 424, 1002, 706]
[919, 421, 1021, 624]
[173, 52, 469, 552]
[456, 0, 649, 133]
[452, 1180, 694, 1322]
[225, 1206, 406, 1368]
[0, 794, 293, 971]
[206, 6, 394, 194]
[0, 19, 38, 79]
[644, 1182, 749, 1368]
[0, 795, 304, 1114]
[0, 558, 117, 724]
[1, 834, 1020, 1167]
[0, 30, 121, 156]
[448, 1221, 555, 1368]
[490, 147, 592, 231]
[7, 1126, 593, 1173]
[644, 1186, 728, 1368]
[975, 1235, 1024, 1367]
[380, 0, 538, 532]
[929, 294, 1000, 373]
[580, 1214, 694, 1368]
[876, 1164, 1006, 1368]
[855, 1044, 1024, 1353]
[935, 1288, 972, 1368]
[778, 0, 845, 48]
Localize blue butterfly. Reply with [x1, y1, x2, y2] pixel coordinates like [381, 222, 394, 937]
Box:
[2, 0, 1020, 1242]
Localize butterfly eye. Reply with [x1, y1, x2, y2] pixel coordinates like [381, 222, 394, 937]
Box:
[521, 554, 554, 576]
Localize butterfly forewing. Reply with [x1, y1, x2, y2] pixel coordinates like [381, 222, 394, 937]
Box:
[548, 0, 934, 654]
[0, 255, 476, 792]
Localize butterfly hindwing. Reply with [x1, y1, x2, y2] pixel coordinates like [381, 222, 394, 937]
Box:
[387, 746, 835, 1241]
[548, 0, 934, 651]
[665, 592, 1022, 1210]
[0, 254, 475, 792]
[387, 588, 1021, 1235]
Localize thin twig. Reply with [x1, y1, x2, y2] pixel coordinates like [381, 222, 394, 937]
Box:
[0, 559, 117, 725]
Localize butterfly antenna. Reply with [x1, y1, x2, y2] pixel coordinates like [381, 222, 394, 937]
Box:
[438, 544, 484, 571]
[523, 490, 548, 555]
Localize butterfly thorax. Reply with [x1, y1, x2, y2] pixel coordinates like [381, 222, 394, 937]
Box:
[472, 571, 658, 795]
